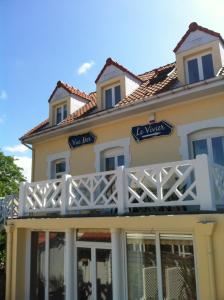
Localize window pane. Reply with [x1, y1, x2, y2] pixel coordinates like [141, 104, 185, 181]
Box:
[56, 107, 62, 124]
[49, 232, 65, 299]
[117, 155, 124, 167]
[212, 136, 224, 165]
[192, 139, 208, 157]
[56, 161, 66, 173]
[114, 85, 121, 104]
[126, 233, 158, 300]
[105, 89, 112, 109]
[188, 59, 199, 84]
[30, 232, 46, 300]
[202, 54, 214, 80]
[77, 229, 111, 243]
[63, 104, 67, 119]
[77, 248, 92, 300]
[96, 249, 113, 300]
[105, 157, 115, 171]
[160, 236, 197, 300]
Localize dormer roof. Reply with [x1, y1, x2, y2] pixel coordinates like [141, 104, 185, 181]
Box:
[95, 57, 142, 84]
[173, 22, 224, 53]
[48, 80, 94, 103]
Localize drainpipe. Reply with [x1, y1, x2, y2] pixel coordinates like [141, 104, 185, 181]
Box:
[5, 224, 14, 300]
[22, 142, 34, 182]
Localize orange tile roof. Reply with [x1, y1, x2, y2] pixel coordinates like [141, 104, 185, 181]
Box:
[20, 62, 177, 141]
[174, 22, 224, 53]
[48, 80, 94, 102]
[95, 57, 142, 83]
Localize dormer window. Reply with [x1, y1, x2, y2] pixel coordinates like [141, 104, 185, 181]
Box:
[105, 85, 121, 109]
[186, 53, 214, 84]
[56, 104, 67, 124]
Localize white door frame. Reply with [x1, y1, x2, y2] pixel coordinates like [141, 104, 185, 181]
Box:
[75, 239, 112, 300]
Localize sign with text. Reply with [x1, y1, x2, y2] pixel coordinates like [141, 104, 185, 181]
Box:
[68, 132, 96, 149]
[132, 120, 173, 142]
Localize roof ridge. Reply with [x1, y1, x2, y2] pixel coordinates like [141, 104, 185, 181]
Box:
[137, 62, 175, 77]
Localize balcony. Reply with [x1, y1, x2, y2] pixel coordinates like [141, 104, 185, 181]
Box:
[14, 154, 223, 217]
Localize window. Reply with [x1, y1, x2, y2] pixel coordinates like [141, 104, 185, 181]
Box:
[104, 148, 125, 171]
[55, 104, 67, 124]
[126, 233, 197, 300]
[30, 231, 65, 300]
[53, 159, 66, 178]
[105, 85, 121, 108]
[190, 128, 224, 165]
[187, 53, 214, 84]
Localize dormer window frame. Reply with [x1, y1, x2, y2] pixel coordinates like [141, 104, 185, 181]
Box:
[104, 83, 121, 109]
[185, 51, 215, 84]
[55, 103, 68, 125]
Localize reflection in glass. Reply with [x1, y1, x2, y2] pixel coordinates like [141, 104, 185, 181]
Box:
[49, 232, 65, 299]
[160, 236, 197, 300]
[212, 136, 224, 165]
[77, 248, 92, 300]
[77, 229, 111, 243]
[96, 249, 112, 300]
[30, 231, 46, 300]
[127, 233, 158, 300]
[192, 139, 208, 157]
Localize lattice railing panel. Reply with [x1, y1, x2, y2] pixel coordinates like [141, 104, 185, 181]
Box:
[68, 171, 118, 210]
[25, 179, 63, 212]
[125, 160, 199, 208]
[0, 195, 19, 223]
[211, 164, 224, 205]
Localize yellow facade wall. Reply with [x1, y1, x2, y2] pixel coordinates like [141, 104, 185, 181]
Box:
[6, 213, 224, 300]
[33, 93, 224, 181]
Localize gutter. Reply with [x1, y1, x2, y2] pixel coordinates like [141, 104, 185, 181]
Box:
[22, 75, 224, 143]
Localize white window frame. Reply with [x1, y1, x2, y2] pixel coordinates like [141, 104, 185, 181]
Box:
[190, 128, 224, 164]
[104, 83, 121, 108]
[55, 103, 67, 124]
[94, 138, 130, 172]
[185, 52, 214, 84]
[47, 151, 70, 179]
[104, 147, 125, 171]
[177, 117, 224, 160]
[54, 158, 67, 178]
[125, 231, 198, 300]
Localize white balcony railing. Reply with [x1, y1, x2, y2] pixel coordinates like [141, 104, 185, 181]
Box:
[17, 154, 224, 217]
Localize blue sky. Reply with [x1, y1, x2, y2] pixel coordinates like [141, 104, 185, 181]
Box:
[1, 0, 224, 180]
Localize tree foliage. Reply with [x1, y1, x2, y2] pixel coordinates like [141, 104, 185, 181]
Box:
[0, 150, 25, 197]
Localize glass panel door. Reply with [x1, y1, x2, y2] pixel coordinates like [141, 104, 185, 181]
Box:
[77, 246, 112, 300]
[77, 248, 92, 300]
[192, 139, 208, 157]
[96, 249, 112, 300]
[211, 136, 224, 165]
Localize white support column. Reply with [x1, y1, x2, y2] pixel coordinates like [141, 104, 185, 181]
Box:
[195, 154, 216, 211]
[111, 228, 123, 300]
[116, 166, 126, 215]
[65, 229, 74, 300]
[155, 232, 163, 300]
[18, 182, 27, 217]
[61, 175, 71, 215]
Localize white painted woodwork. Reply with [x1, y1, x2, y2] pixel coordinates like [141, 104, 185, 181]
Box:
[14, 155, 224, 217]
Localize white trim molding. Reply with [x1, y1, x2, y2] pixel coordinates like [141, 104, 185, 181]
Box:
[46, 151, 70, 179]
[177, 117, 224, 159]
[94, 138, 130, 172]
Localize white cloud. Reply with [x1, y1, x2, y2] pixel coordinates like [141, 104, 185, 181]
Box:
[14, 156, 32, 181]
[77, 60, 95, 75]
[4, 144, 28, 153]
[0, 90, 8, 100]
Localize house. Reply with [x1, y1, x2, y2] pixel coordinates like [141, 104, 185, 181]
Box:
[5, 22, 224, 300]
